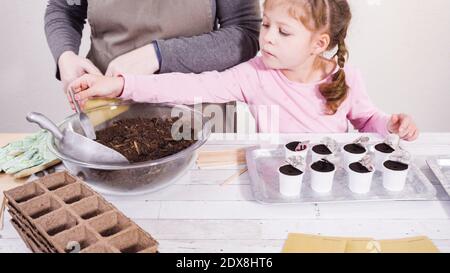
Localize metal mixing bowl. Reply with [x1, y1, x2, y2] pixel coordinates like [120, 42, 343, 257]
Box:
[47, 101, 211, 196]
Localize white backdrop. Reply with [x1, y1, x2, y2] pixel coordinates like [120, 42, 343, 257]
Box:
[0, 0, 449, 133]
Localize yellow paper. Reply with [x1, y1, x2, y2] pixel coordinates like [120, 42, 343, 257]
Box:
[379, 236, 440, 253]
[282, 233, 439, 253]
[282, 233, 347, 253]
[343, 238, 375, 253]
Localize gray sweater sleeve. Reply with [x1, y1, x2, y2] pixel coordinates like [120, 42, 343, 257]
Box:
[44, 0, 87, 79]
[157, 0, 261, 73]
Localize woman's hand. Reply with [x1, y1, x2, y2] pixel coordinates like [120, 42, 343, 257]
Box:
[58, 51, 102, 91]
[69, 74, 124, 110]
[105, 44, 160, 77]
[59, 51, 103, 109]
[387, 113, 419, 141]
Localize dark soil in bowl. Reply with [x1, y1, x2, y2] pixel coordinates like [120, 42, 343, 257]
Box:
[383, 160, 408, 171]
[375, 143, 395, 154]
[312, 144, 332, 155]
[279, 165, 303, 176]
[349, 162, 372, 173]
[285, 141, 307, 152]
[343, 143, 366, 154]
[95, 117, 196, 163]
[311, 160, 335, 172]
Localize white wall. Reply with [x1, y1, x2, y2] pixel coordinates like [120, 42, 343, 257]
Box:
[0, 0, 91, 133]
[1, 0, 449, 133]
[347, 0, 450, 132]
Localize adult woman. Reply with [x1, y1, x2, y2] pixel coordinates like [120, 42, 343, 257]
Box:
[45, 0, 261, 132]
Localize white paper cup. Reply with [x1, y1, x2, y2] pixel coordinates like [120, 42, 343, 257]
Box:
[284, 142, 308, 161]
[278, 165, 304, 196]
[310, 161, 336, 193]
[311, 145, 332, 163]
[348, 162, 374, 194]
[373, 143, 395, 170]
[342, 144, 367, 169]
[382, 161, 409, 191]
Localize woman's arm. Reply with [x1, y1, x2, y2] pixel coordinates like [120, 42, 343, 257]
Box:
[156, 0, 261, 73]
[44, 0, 87, 68]
[44, 0, 102, 96]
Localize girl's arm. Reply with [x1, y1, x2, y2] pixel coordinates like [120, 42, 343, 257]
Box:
[119, 60, 259, 105]
[70, 59, 261, 107]
[346, 69, 391, 136]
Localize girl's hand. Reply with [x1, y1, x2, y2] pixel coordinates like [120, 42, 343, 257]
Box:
[68, 74, 124, 110]
[387, 113, 419, 141]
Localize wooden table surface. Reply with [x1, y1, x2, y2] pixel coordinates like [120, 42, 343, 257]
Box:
[1, 133, 450, 253]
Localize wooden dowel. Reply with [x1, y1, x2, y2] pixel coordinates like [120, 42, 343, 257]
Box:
[0, 197, 6, 230]
[221, 168, 248, 186]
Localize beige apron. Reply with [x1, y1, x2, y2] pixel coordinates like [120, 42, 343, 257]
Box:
[86, 0, 235, 133]
[87, 0, 213, 73]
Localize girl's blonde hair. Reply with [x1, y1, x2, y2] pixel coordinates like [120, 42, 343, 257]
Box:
[264, 0, 352, 114]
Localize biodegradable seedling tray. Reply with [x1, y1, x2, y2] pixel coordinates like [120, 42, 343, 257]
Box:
[4, 171, 158, 253]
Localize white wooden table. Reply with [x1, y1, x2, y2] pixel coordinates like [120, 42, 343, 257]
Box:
[1, 133, 450, 253]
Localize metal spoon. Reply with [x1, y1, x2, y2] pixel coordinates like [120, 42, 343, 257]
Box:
[27, 112, 129, 164]
[68, 89, 96, 139]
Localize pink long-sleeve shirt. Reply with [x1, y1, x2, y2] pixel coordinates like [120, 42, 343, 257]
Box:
[121, 57, 390, 135]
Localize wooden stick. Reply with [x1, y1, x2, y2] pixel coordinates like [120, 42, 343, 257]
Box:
[221, 168, 248, 186]
[198, 150, 246, 158]
[197, 157, 246, 164]
[0, 197, 6, 231]
[196, 148, 247, 169]
[197, 158, 247, 165]
[197, 160, 247, 169]
[197, 149, 246, 162]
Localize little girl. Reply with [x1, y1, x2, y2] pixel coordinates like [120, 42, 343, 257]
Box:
[70, 0, 418, 141]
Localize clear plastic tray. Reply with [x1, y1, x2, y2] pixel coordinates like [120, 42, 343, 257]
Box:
[247, 146, 437, 204]
[426, 156, 450, 197]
